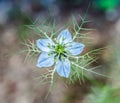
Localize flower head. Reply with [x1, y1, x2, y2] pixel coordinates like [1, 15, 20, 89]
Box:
[36, 29, 85, 78]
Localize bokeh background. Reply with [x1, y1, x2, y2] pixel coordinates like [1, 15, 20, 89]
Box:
[0, 0, 120, 103]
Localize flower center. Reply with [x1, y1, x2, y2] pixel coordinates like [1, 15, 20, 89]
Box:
[55, 44, 65, 54]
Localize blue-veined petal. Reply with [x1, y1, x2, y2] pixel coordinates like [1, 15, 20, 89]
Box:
[37, 52, 54, 68]
[36, 39, 54, 52]
[55, 59, 71, 78]
[66, 42, 85, 55]
[57, 29, 72, 44]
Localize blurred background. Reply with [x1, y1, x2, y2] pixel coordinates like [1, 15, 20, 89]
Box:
[0, 0, 120, 103]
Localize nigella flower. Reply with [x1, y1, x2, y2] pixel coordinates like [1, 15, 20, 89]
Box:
[36, 29, 85, 78]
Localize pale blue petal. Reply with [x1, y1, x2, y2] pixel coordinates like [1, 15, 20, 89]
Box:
[66, 42, 85, 55]
[36, 39, 54, 52]
[37, 52, 54, 68]
[55, 59, 71, 78]
[57, 29, 72, 44]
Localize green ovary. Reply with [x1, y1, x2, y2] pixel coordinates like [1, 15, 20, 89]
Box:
[55, 44, 65, 54]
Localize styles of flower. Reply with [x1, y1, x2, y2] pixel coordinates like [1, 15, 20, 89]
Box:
[36, 29, 85, 78]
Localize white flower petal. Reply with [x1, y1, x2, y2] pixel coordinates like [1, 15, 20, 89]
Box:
[36, 39, 54, 52]
[66, 42, 85, 55]
[55, 59, 71, 78]
[57, 29, 72, 44]
[37, 52, 54, 68]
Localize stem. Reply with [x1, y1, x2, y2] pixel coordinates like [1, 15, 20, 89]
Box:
[44, 68, 56, 100]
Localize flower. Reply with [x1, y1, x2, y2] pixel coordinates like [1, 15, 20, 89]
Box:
[36, 29, 85, 78]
